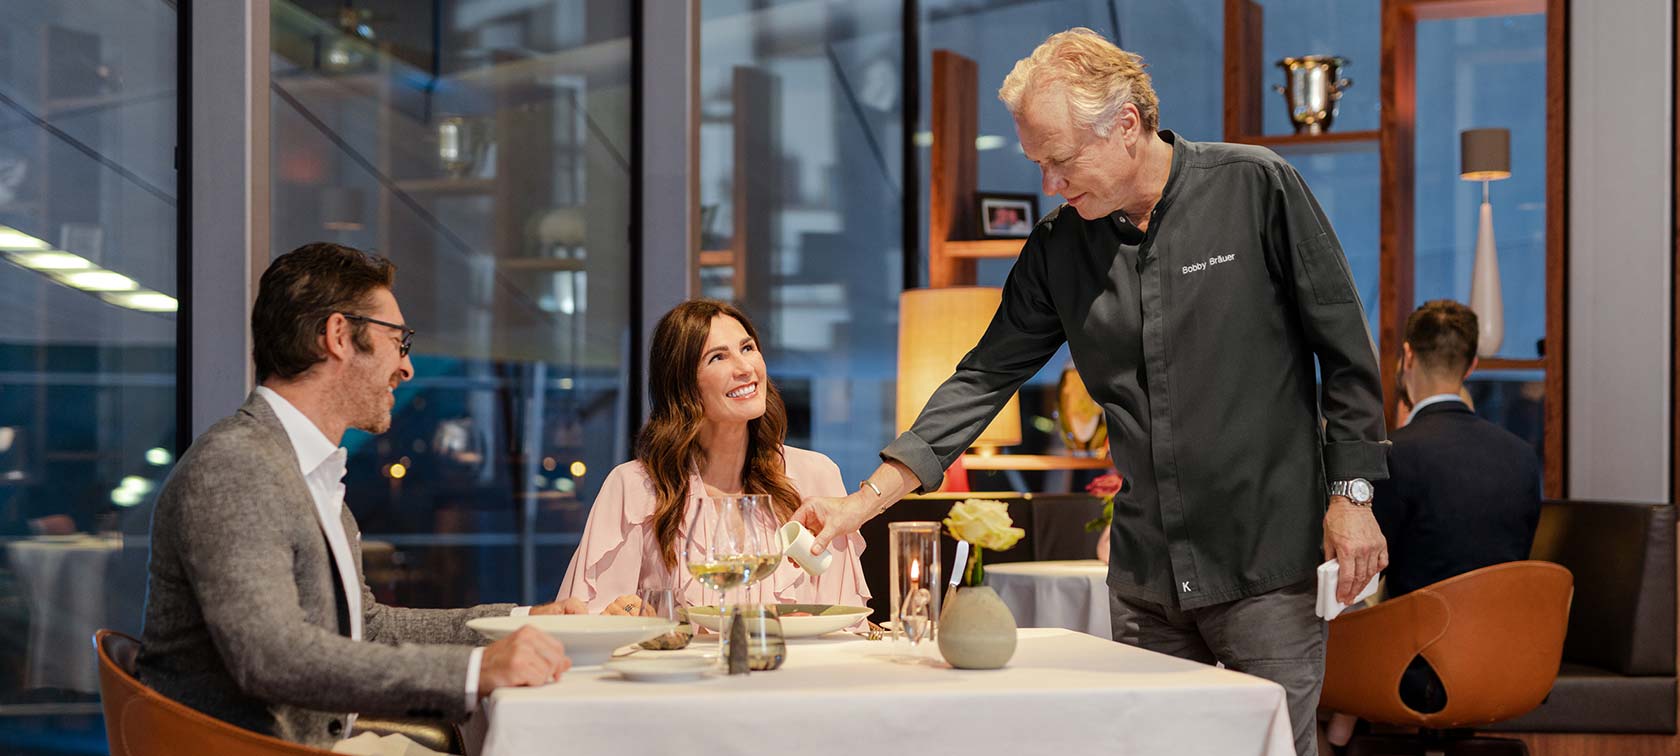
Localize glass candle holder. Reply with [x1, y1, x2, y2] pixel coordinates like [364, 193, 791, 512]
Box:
[888, 521, 942, 656]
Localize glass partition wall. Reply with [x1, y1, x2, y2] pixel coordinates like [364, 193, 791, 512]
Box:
[269, 1, 634, 609]
[0, 2, 179, 752]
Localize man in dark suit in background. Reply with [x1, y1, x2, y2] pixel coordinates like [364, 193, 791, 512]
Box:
[1377, 299, 1541, 601]
[1367, 299, 1542, 718]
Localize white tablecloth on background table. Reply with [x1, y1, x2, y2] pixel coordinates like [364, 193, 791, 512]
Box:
[986, 559, 1111, 638]
[5, 534, 123, 692]
[468, 628, 1293, 756]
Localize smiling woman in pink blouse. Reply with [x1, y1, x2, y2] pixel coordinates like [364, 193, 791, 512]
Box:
[557, 299, 869, 613]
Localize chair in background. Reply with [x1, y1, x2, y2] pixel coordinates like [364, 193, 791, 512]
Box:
[1320, 561, 1573, 755]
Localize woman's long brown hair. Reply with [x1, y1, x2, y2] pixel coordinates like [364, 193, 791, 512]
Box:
[637, 299, 801, 568]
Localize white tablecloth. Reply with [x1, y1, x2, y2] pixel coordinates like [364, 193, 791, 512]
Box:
[5, 534, 123, 692]
[986, 559, 1111, 638]
[469, 628, 1293, 756]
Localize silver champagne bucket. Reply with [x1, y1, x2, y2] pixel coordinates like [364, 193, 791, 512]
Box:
[1273, 56, 1352, 134]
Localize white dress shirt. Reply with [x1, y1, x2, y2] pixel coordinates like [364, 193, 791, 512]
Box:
[1403, 392, 1466, 426]
[256, 387, 494, 720]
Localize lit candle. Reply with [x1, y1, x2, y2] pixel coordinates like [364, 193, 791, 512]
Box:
[908, 558, 921, 594]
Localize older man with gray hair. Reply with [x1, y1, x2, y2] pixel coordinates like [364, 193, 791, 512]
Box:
[795, 28, 1389, 756]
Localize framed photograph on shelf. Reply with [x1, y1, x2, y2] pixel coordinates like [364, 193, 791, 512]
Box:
[977, 193, 1038, 239]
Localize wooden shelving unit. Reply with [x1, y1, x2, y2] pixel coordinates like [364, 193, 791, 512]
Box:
[1222, 0, 1566, 498]
[961, 454, 1113, 472]
[927, 50, 983, 288]
[944, 239, 1027, 259]
[1231, 130, 1380, 154]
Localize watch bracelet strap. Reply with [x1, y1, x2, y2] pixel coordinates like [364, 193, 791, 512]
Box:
[1329, 479, 1373, 506]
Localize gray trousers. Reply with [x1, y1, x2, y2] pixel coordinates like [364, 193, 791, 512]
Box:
[1109, 579, 1325, 756]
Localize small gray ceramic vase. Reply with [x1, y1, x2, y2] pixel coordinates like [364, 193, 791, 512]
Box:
[937, 585, 1017, 669]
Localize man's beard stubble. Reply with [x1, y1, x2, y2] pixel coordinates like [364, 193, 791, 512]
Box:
[345, 354, 398, 435]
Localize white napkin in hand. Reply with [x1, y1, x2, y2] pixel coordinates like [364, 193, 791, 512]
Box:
[1315, 559, 1380, 620]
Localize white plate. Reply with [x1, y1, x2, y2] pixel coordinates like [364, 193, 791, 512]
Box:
[466, 615, 676, 666]
[604, 655, 715, 682]
[686, 604, 871, 638]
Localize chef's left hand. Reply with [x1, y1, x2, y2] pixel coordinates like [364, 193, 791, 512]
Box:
[1322, 497, 1387, 606]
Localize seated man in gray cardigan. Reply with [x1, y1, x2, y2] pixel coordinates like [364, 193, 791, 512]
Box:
[138, 242, 579, 748]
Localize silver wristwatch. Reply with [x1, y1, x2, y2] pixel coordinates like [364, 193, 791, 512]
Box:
[1329, 478, 1374, 507]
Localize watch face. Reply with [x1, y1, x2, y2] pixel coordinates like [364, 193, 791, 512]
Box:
[1349, 479, 1374, 502]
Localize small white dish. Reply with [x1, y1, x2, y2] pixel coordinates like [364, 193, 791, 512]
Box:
[604, 655, 715, 682]
[466, 615, 676, 666]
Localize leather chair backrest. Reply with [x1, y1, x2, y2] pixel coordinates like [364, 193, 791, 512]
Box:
[1321, 561, 1573, 728]
[1530, 500, 1676, 675]
[94, 630, 330, 756]
[1415, 561, 1573, 727]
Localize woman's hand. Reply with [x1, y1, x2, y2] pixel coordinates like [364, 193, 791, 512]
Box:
[602, 594, 645, 616]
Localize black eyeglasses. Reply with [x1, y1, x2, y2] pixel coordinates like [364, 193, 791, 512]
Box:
[339, 313, 415, 357]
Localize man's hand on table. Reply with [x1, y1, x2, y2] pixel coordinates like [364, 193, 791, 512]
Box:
[1322, 496, 1388, 605]
[478, 626, 571, 695]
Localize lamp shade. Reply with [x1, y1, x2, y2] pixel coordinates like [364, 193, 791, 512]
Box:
[897, 287, 1021, 448]
[1460, 128, 1511, 181]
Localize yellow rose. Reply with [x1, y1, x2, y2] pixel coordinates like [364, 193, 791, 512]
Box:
[943, 499, 1025, 552]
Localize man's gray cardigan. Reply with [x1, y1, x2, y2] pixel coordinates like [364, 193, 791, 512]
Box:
[136, 392, 515, 747]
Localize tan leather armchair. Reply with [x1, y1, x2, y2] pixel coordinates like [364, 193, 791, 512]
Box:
[94, 629, 331, 756]
[1321, 560, 1573, 754]
[94, 630, 466, 755]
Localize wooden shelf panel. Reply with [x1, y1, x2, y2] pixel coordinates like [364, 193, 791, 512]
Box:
[393, 177, 495, 195]
[497, 258, 584, 272]
[1475, 357, 1545, 371]
[961, 454, 1112, 471]
[698, 249, 734, 267]
[1232, 130, 1380, 154]
[945, 239, 1026, 259]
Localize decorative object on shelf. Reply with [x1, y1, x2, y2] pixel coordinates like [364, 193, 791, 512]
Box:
[976, 192, 1038, 239]
[1056, 363, 1108, 457]
[320, 186, 365, 232]
[1083, 473, 1127, 565]
[888, 521, 941, 658]
[897, 288, 1021, 455]
[938, 499, 1023, 669]
[1273, 56, 1352, 134]
[1461, 127, 1510, 357]
[436, 115, 488, 179]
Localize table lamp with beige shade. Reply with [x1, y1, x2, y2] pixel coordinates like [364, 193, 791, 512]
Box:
[896, 287, 1021, 459]
[1461, 127, 1509, 357]
[897, 287, 1113, 478]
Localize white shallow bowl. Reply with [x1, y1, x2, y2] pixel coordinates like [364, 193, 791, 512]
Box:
[686, 604, 871, 638]
[467, 615, 676, 666]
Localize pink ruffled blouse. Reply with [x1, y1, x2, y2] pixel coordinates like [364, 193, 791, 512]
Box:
[557, 446, 871, 612]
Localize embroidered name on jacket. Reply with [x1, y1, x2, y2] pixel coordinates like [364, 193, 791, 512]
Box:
[1181, 253, 1236, 275]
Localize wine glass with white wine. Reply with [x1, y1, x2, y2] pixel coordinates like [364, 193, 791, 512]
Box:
[682, 495, 763, 665]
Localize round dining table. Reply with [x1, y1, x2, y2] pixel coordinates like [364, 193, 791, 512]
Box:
[984, 559, 1111, 638]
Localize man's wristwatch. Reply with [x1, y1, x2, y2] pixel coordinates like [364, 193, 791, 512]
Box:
[1329, 478, 1374, 507]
